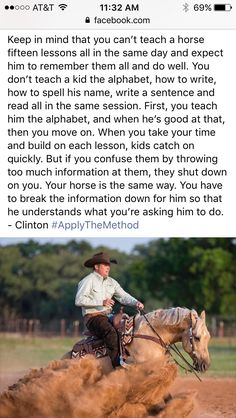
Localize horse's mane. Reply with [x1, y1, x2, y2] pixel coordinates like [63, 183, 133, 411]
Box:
[147, 307, 197, 326]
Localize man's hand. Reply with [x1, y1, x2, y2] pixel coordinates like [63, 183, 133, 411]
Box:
[103, 298, 115, 308]
[136, 301, 144, 311]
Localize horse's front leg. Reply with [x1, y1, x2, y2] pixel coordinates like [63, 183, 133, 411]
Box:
[163, 392, 172, 403]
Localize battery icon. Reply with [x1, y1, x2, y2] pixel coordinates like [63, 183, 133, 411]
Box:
[214, 4, 232, 10]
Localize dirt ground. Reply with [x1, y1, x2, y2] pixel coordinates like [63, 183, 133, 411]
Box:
[172, 377, 236, 418]
[1, 372, 236, 417]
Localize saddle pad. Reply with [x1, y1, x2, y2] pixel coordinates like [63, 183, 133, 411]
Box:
[71, 315, 135, 361]
[122, 315, 135, 345]
[71, 336, 107, 359]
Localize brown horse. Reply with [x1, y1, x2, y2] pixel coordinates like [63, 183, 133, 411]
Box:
[63, 307, 211, 374]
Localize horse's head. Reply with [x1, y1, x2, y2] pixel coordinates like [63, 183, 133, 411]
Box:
[182, 310, 210, 373]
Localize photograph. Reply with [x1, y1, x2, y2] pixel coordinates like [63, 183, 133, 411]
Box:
[0, 237, 235, 417]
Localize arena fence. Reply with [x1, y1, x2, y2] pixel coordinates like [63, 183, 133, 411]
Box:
[1, 316, 236, 338]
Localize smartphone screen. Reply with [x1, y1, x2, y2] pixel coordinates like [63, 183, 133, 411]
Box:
[0, 3, 236, 415]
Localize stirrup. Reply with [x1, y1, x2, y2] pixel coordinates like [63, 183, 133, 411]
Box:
[119, 357, 131, 369]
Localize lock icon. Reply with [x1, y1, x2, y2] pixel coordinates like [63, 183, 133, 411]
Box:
[85, 17, 90, 23]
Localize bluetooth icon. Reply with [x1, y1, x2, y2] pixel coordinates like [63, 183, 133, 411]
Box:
[183, 3, 190, 12]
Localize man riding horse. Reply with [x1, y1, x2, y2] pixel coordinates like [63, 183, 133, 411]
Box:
[75, 252, 144, 368]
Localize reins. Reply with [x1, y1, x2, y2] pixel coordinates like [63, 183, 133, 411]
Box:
[138, 309, 202, 382]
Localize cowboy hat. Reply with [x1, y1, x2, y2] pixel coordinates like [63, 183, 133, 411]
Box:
[84, 252, 118, 268]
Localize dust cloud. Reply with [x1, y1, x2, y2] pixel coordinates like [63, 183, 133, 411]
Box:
[0, 356, 196, 418]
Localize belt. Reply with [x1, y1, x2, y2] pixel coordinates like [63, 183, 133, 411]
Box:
[84, 310, 110, 324]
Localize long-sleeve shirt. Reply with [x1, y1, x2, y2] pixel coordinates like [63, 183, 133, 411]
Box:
[75, 271, 138, 316]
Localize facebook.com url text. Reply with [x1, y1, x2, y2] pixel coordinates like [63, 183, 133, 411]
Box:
[94, 16, 151, 25]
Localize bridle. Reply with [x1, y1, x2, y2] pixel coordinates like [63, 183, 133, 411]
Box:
[134, 310, 202, 382]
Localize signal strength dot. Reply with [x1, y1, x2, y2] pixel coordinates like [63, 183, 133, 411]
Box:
[58, 4, 68, 10]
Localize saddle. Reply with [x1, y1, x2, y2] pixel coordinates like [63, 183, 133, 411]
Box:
[71, 313, 135, 362]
